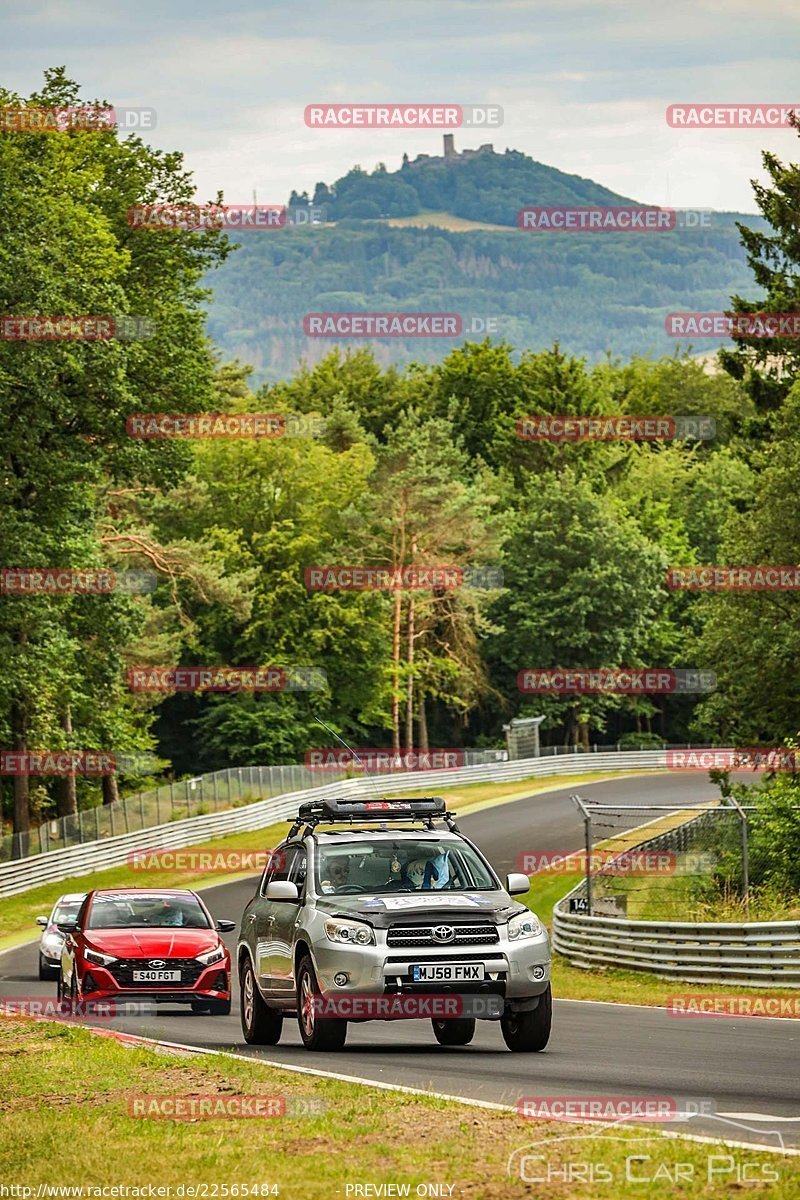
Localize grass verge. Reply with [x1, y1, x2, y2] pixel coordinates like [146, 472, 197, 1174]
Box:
[0, 1016, 796, 1199]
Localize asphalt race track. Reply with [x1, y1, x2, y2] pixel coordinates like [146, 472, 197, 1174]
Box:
[2, 773, 798, 1150]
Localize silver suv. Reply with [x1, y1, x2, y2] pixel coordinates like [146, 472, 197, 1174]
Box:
[237, 797, 551, 1052]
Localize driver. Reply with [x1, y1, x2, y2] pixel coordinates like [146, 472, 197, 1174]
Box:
[160, 900, 186, 926]
[320, 857, 351, 893]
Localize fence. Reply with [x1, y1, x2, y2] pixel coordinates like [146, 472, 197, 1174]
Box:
[0, 742, 715, 864]
[552, 800, 800, 986]
[0, 748, 672, 897]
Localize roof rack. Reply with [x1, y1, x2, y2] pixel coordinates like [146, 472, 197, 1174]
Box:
[287, 796, 459, 838]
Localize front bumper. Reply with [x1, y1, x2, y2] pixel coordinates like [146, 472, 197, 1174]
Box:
[79, 961, 230, 1004]
[310, 928, 550, 1006]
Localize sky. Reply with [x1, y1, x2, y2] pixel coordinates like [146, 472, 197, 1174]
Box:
[3, 0, 800, 213]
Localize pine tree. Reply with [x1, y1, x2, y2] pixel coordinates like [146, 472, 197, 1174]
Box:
[720, 112, 800, 411]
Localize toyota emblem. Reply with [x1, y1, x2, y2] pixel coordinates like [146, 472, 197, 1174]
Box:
[432, 925, 455, 943]
[149, 959, 166, 968]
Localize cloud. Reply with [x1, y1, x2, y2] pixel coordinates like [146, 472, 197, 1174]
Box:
[2, 0, 799, 211]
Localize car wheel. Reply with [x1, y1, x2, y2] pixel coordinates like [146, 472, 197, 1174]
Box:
[431, 1017, 476, 1046]
[239, 957, 282, 1045]
[500, 986, 552, 1052]
[296, 955, 347, 1051]
[38, 954, 57, 981]
[69, 973, 79, 1018]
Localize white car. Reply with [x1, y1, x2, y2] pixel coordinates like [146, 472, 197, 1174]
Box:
[36, 893, 86, 980]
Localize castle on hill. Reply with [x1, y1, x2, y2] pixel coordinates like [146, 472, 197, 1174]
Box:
[403, 134, 495, 168]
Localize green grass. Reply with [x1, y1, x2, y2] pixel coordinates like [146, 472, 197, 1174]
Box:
[1, 1016, 795, 1198]
[608, 872, 800, 923]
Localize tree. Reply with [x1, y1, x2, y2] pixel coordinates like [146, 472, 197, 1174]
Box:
[694, 381, 800, 742]
[370, 414, 503, 749]
[720, 113, 800, 411]
[0, 69, 228, 843]
[488, 471, 666, 748]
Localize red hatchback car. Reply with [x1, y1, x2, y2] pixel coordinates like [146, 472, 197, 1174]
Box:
[57, 888, 234, 1015]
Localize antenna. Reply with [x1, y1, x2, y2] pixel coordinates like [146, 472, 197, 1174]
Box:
[312, 715, 385, 798]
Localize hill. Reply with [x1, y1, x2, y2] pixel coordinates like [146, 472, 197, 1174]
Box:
[206, 141, 764, 383]
[301, 141, 636, 225]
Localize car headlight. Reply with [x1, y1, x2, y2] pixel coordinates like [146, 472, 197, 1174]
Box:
[84, 948, 117, 967]
[324, 919, 375, 946]
[507, 911, 543, 941]
[196, 945, 226, 965]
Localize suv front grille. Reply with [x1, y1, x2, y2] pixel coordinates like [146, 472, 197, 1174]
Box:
[386, 923, 500, 948]
[108, 957, 204, 988]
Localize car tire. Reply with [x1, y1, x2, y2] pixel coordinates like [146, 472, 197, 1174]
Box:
[296, 954, 347, 1051]
[239, 957, 282, 1045]
[431, 1017, 476, 1046]
[500, 986, 552, 1052]
[69, 973, 79, 1018]
[39, 954, 57, 981]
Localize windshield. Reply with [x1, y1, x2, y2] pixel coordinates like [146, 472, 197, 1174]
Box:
[52, 901, 83, 925]
[315, 839, 496, 895]
[86, 893, 211, 930]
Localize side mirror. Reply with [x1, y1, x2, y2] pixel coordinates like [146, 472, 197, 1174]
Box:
[506, 872, 530, 896]
[57, 921, 79, 934]
[216, 919, 236, 933]
[266, 880, 299, 901]
[36, 916, 48, 927]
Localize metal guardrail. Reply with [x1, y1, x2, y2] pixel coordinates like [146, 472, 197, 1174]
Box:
[0, 750, 510, 863]
[0, 748, 667, 898]
[552, 811, 800, 988]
